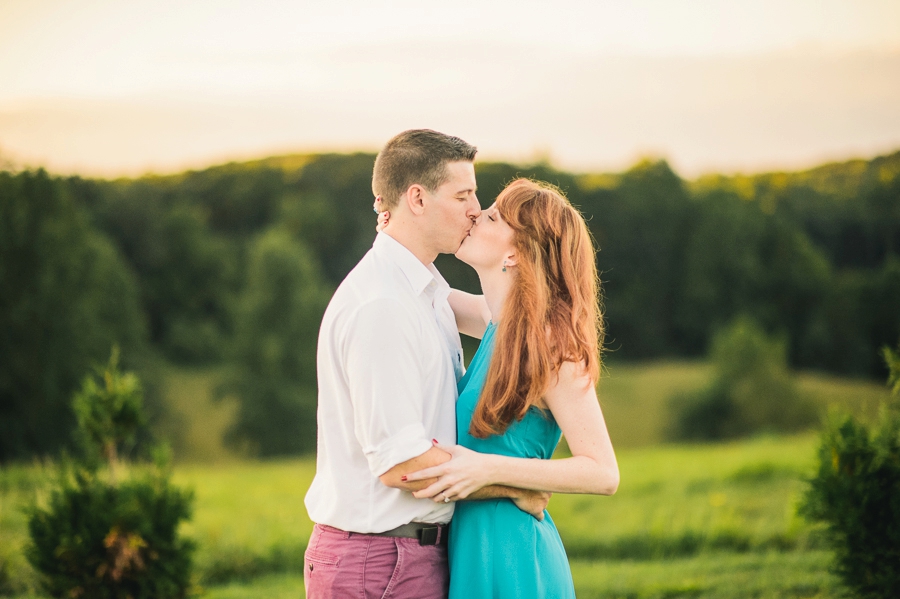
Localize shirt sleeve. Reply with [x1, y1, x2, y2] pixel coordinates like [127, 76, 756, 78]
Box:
[344, 297, 433, 477]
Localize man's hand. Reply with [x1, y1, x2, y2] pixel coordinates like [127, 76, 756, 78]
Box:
[512, 490, 552, 521]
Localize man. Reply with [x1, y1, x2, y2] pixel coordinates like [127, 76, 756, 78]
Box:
[304, 130, 549, 598]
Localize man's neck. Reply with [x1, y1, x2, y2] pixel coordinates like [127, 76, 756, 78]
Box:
[382, 223, 438, 266]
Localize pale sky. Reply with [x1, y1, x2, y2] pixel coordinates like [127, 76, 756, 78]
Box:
[1, 0, 899, 177]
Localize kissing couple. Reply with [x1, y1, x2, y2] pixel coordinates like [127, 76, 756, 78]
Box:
[304, 129, 619, 598]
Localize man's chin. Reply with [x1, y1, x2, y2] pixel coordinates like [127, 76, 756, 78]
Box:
[437, 232, 470, 257]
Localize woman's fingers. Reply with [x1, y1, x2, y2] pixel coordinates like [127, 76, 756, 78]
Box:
[416, 478, 478, 503]
[375, 207, 390, 232]
[412, 480, 448, 500]
[436, 484, 469, 502]
[403, 465, 444, 482]
[432, 441, 462, 456]
[375, 211, 391, 232]
[410, 474, 470, 500]
[407, 443, 489, 501]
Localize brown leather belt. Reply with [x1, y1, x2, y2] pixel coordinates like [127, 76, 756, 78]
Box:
[368, 522, 448, 546]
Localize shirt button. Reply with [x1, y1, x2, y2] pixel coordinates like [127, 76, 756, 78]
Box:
[309, 562, 314, 572]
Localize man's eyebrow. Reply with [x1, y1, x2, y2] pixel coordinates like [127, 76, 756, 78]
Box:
[456, 187, 477, 194]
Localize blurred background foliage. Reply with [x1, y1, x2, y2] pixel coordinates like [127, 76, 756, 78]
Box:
[1, 150, 899, 461]
[667, 317, 816, 441]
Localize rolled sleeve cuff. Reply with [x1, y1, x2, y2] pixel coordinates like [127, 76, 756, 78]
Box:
[364, 422, 433, 477]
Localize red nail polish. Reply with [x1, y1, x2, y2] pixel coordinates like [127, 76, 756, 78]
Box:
[432, 439, 438, 444]
[401, 475, 407, 482]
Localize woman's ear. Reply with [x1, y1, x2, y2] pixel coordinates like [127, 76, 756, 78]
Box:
[504, 253, 518, 268]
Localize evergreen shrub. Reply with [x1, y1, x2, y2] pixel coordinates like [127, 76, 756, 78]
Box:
[25, 350, 195, 598]
[26, 469, 194, 599]
[800, 344, 900, 599]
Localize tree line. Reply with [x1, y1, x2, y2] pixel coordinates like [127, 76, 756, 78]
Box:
[1, 150, 898, 459]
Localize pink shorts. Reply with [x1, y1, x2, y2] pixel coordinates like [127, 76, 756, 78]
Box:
[304, 524, 449, 599]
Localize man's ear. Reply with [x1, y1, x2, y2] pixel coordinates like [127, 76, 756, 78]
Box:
[404, 184, 427, 216]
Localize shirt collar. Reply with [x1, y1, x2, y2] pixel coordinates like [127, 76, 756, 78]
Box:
[373, 232, 442, 297]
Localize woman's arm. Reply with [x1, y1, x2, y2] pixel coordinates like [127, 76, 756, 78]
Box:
[405, 361, 619, 499]
[448, 290, 491, 340]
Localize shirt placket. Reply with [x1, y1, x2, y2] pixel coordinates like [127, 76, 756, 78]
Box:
[422, 281, 462, 380]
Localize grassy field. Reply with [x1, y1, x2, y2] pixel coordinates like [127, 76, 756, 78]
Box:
[596, 359, 887, 448]
[159, 359, 889, 460]
[2, 359, 890, 598]
[1, 433, 841, 598]
[198, 550, 839, 599]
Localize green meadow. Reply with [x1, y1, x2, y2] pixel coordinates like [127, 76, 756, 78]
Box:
[1, 361, 890, 598]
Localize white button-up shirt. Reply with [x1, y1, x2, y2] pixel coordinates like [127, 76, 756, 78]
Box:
[304, 232, 463, 533]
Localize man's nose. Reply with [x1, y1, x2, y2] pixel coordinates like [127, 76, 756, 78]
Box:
[468, 195, 482, 220]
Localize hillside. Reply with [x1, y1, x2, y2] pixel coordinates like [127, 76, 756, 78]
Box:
[2, 149, 898, 460]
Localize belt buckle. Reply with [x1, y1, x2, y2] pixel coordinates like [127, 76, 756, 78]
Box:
[417, 525, 439, 546]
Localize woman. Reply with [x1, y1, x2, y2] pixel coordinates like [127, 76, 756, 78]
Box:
[380, 178, 618, 598]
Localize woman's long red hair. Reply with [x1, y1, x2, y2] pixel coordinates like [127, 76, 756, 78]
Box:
[469, 179, 603, 438]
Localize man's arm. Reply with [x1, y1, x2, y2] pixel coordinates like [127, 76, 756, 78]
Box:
[468, 485, 550, 520]
[379, 446, 451, 491]
[345, 299, 443, 484]
[348, 297, 548, 518]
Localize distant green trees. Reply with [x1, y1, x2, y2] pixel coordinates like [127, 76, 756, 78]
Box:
[0, 171, 146, 461]
[77, 177, 240, 364]
[674, 187, 831, 358]
[2, 149, 899, 458]
[222, 230, 330, 456]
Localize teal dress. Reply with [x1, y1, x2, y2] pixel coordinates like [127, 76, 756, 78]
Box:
[448, 322, 576, 599]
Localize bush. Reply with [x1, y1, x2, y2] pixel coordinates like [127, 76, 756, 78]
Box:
[669, 317, 817, 440]
[71, 348, 145, 479]
[800, 343, 900, 599]
[26, 469, 194, 599]
[25, 350, 195, 598]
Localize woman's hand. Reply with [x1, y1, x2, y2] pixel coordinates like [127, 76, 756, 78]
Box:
[376, 210, 390, 232]
[374, 195, 391, 232]
[404, 442, 552, 520]
[405, 442, 498, 502]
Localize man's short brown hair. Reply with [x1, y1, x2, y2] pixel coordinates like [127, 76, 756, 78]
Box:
[372, 129, 478, 210]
